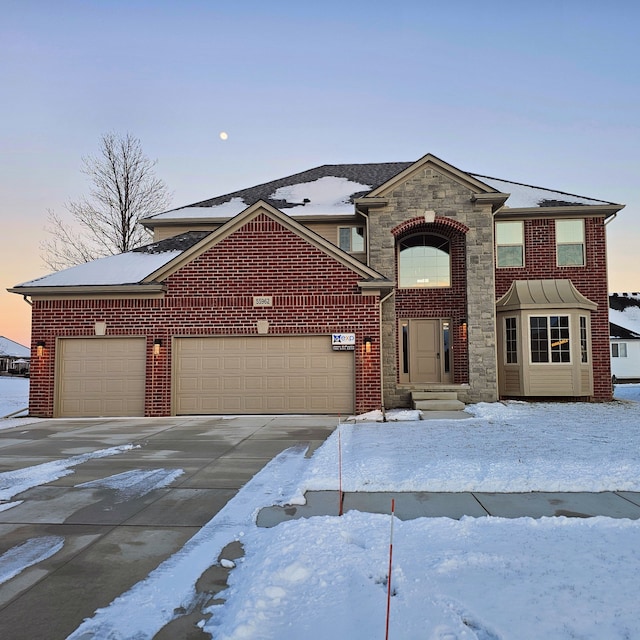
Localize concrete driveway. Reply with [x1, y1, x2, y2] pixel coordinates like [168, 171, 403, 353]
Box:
[0, 415, 338, 640]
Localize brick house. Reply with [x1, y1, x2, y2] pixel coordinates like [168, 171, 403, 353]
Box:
[10, 154, 624, 417]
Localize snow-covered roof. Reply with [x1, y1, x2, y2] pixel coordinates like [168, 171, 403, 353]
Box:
[473, 175, 616, 209]
[0, 337, 30, 358]
[15, 232, 208, 289]
[165, 177, 372, 220]
[144, 160, 619, 223]
[610, 293, 640, 338]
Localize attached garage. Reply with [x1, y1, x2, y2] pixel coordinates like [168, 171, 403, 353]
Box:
[173, 336, 354, 415]
[56, 338, 146, 417]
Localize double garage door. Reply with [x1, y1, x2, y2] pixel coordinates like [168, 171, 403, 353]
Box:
[174, 336, 354, 415]
[56, 336, 354, 417]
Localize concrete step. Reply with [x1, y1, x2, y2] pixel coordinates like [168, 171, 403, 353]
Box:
[411, 391, 458, 401]
[414, 399, 466, 411]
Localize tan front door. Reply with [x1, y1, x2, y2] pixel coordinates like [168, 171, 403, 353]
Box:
[173, 335, 354, 415]
[403, 319, 452, 384]
[56, 337, 146, 417]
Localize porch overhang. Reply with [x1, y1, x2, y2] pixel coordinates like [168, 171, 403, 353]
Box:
[496, 279, 597, 312]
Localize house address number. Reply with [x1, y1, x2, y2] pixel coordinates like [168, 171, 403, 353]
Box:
[253, 296, 273, 307]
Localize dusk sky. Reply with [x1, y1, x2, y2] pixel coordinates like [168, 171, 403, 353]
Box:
[2, 0, 638, 347]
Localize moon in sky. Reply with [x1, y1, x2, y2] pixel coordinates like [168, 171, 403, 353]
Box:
[219, 131, 228, 140]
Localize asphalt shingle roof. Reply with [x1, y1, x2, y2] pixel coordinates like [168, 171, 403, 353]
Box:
[146, 161, 619, 222]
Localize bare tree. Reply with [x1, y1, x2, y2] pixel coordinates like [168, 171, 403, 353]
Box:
[41, 133, 171, 270]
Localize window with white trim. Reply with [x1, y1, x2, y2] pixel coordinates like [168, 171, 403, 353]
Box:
[556, 219, 585, 266]
[580, 316, 588, 363]
[529, 315, 570, 363]
[612, 343, 628, 358]
[496, 221, 524, 267]
[505, 317, 518, 364]
[398, 233, 451, 288]
[338, 226, 364, 252]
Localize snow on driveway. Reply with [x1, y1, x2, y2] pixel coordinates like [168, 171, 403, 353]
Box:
[0, 444, 137, 505]
[76, 468, 185, 501]
[0, 536, 64, 586]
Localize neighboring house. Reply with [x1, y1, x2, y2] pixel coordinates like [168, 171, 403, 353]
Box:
[9, 154, 624, 418]
[0, 336, 30, 374]
[609, 293, 640, 382]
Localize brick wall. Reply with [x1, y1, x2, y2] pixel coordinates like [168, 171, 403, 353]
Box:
[495, 216, 612, 400]
[29, 214, 382, 417]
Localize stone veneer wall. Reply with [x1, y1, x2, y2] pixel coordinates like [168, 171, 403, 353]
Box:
[366, 165, 498, 407]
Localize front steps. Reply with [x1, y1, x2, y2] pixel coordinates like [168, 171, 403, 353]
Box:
[411, 390, 465, 412]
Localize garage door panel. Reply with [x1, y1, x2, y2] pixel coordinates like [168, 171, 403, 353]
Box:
[201, 377, 221, 392]
[222, 377, 242, 391]
[174, 336, 354, 415]
[57, 338, 145, 417]
[201, 357, 221, 371]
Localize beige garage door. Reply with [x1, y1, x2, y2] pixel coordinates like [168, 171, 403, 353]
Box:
[174, 336, 354, 415]
[57, 338, 146, 417]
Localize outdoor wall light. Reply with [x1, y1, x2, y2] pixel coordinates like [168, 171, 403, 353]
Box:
[153, 339, 163, 356]
[459, 319, 468, 341]
[364, 336, 372, 354]
[36, 340, 45, 357]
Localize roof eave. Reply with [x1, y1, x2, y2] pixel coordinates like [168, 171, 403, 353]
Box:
[495, 204, 624, 219]
[8, 283, 166, 297]
[471, 192, 510, 212]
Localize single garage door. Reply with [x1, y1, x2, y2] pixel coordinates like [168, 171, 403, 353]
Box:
[174, 336, 354, 415]
[56, 338, 146, 417]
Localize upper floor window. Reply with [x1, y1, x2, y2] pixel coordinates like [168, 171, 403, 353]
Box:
[496, 221, 524, 267]
[338, 226, 364, 252]
[556, 219, 585, 266]
[612, 343, 628, 358]
[398, 233, 450, 288]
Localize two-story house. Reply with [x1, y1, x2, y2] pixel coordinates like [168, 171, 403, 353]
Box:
[10, 154, 624, 418]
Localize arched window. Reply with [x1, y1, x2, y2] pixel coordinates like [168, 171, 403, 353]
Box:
[398, 233, 451, 288]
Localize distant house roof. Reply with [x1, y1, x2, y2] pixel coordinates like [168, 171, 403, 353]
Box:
[610, 322, 640, 340]
[609, 293, 640, 337]
[0, 336, 30, 358]
[142, 161, 620, 224]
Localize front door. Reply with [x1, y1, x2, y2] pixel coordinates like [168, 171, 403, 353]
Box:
[402, 319, 452, 384]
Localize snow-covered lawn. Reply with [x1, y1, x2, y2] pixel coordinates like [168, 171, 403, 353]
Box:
[0, 376, 29, 418]
[2, 384, 640, 638]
